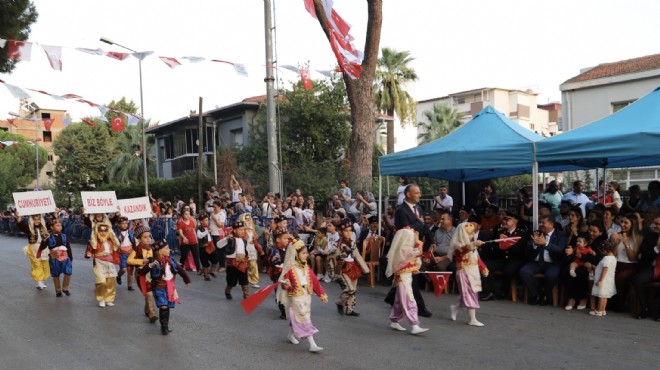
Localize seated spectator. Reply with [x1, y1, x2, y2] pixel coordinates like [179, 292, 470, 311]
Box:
[619, 184, 642, 215]
[454, 206, 472, 226]
[602, 207, 621, 238]
[556, 200, 572, 229]
[428, 211, 455, 271]
[562, 221, 606, 310]
[542, 180, 563, 219]
[519, 215, 567, 306]
[475, 183, 498, 216]
[565, 206, 589, 247]
[632, 215, 660, 320]
[611, 213, 642, 312]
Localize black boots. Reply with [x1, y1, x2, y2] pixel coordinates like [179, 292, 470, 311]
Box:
[159, 308, 171, 335]
[278, 303, 286, 320]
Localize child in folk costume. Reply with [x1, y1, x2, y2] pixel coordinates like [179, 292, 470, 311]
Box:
[217, 221, 251, 300]
[37, 219, 72, 297]
[128, 226, 158, 323]
[115, 217, 137, 291]
[279, 240, 329, 352]
[335, 218, 370, 317]
[239, 213, 265, 288]
[85, 223, 121, 307]
[269, 226, 291, 319]
[13, 212, 50, 290]
[146, 240, 191, 335]
[196, 214, 219, 281]
[448, 222, 489, 327]
[386, 228, 429, 334]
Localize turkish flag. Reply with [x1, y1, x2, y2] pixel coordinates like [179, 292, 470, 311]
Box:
[498, 237, 521, 250]
[82, 118, 96, 127]
[240, 282, 280, 314]
[111, 115, 125, 132]
[7, 40, 32, 61]
[43, 118, 53, 131]
[426, 272, 452, 297]
[106, 51, 130, 61]
[299, 68, 313, 91]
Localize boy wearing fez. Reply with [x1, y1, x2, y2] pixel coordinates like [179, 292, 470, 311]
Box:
[128, 226, 158, 323]
[216, 221, 251, 300]
[145, 240, 191, 335]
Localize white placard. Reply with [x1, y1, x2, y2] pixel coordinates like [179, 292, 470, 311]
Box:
[81, 191, 119, 214]
[118, 197, 152, 220]
[13, 190, 56, 216]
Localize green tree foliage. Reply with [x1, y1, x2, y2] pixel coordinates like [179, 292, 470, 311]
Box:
[373, 47, 418, 154]
[237, 77, 351, 200]
[53, 121, 113, 191]
[417, 103, 465, 144]
[0, 0, 38, 73]
[106, 121, 155, 184]
[0, 131, 47, 207]
[493, 174, 532, 199]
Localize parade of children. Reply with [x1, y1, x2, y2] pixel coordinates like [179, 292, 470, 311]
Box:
[6, 178, 660, 358]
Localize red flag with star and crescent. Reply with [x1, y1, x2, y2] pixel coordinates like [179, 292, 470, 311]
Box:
[426, 271, 452, 297]
[240, 282, 280, 314]
[111, 115, 125, 132]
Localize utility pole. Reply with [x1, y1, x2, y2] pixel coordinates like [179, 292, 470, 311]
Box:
[198, 97, 204, 213]
[264, 0, 281, 195]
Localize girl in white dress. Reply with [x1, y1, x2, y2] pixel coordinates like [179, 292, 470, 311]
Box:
[590, 241, 617, 317]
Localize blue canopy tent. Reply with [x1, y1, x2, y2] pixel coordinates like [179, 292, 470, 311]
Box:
[378, 106, 544, 228]
[537, 86, 660, 171]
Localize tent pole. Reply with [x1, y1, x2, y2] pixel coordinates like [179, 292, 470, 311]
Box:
[462, 182, 466, 207]
[378, 172, 382, 237]
[595, 168, 600, 200]
[533, 162, 539, 230]
[603, 168, 608, 205]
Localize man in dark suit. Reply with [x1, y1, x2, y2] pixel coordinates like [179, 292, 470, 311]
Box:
[519, 214, 566, 305]
[385, 184, 432, 317]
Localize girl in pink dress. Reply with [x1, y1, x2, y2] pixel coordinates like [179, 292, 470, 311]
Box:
[448, 222, 489, 326]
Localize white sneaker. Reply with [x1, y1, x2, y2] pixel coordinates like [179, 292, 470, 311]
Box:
[288, 332, 299, 345]
[411, 325, 429, 334]
[37, 281, 47, 290]
[390, 322, 407, 331]
[569, 270, 576, 278]
[251, 284, 261, 289]
[98, 301, 106, 308]
[468, 320, 485, 327]
[317, 274, 325, 280]
[309, 345, 323, 353]
[105, 302, 115, 307]
[450, 304, 459, 321]
[323, 277, 331, 283]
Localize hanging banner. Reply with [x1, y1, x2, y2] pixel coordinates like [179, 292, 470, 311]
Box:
[81, 191, 119, 214]
[118, 196, 152, 220]
[13, 190, 56, 216]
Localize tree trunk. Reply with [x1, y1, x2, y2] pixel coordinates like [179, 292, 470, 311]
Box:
[386, 107, 394, 154]
[313, 0, 382, 192]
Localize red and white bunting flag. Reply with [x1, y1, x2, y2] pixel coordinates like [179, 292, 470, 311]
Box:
[233, 63, 248, 77]
[132, 51, 154, 61]
[7, 118, 17, 127]
[61, 93, 82, 99]
[76, 47, 105, 56]
[159, 56, 181, 69]
[1, 141, 18, 147]
[182, 56, 205, 63]
[26, 140, 34, 145]
[106, 51, 130, 61]
[303, 0, 317, 18]
[329, 32, 362, 79]
[97, 106, 109, 122]
[42, 118, 53, 131]
[126, 114, 139, 126]
[111, 115, 125, 132]
[78, 99, 98, 107]
[4, 83, 31, 99]
[42, 45, 63, 71]
[299, 68, 313, 91]
[82, 118, 96, 127]
[7, 40, 32, 61]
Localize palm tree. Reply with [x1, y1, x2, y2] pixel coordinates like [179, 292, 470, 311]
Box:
[417, 103, 464, 144]
[373, 47, 418, 154]
[106, 121, 154, 183]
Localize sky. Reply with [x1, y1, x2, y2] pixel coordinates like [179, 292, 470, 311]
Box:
[2, 0, 660, 126]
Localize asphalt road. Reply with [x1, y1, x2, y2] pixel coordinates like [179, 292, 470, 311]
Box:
[0, 234, 657, 370]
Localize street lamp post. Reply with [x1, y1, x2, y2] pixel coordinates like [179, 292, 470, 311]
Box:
[100, 37, 148, 196]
